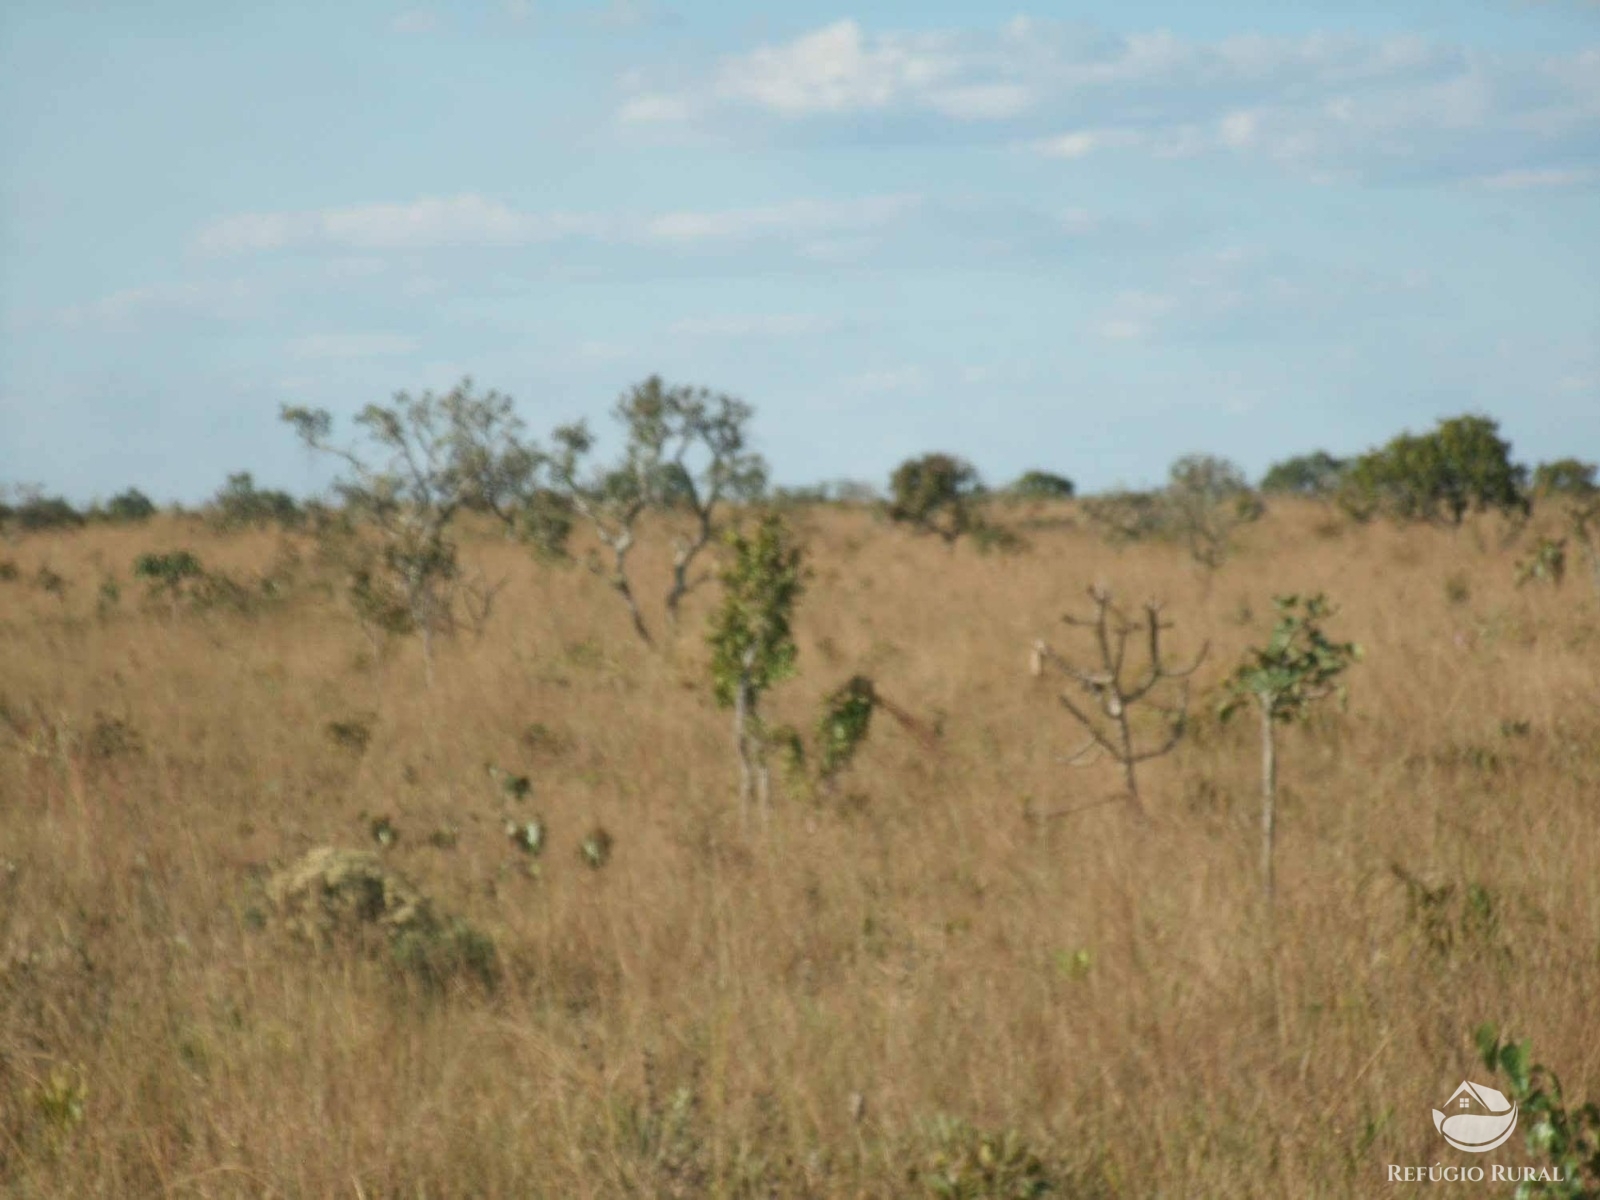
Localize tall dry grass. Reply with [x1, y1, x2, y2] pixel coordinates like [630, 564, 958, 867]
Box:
[1, 501, 1596, 1197]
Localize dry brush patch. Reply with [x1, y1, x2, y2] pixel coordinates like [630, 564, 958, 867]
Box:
[1, 504, 1597, 1197]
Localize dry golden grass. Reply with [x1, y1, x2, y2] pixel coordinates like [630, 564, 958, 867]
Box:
[1, 501, 1597, 1197]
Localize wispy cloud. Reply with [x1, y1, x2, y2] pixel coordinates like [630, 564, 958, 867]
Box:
[56, 280, 256, 328]
[287, 333, 419, 360]
[668, 313, 843, 337]
[390, 9, 438, 35]
[192, 192, 923, 256]
[620, 19, 1600, 186]
[1474, 165, 1598, 189]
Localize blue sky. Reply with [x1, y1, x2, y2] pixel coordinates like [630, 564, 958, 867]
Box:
[2, 1, 1597, 503]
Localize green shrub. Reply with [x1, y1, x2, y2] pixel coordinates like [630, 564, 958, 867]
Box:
[1007, 470, 1075, 500]
[1338, 415, 1528, 525]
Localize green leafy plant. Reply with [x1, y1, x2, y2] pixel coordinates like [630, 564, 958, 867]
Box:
[1220, 594, 1360, 907]
[100, 488, 157, 523]
[134, 550, 205, 614]
[1476, 1024, 1600, 1198]
[915, 1115, 1055, 1199]
[708, 512, 805, 817]
[1516, 537, 1568, 588]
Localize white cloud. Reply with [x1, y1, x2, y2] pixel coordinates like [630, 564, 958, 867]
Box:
[926, 83, 1033, 120]
[668, 313, 841, 337]
[714, 19, 958, 116]
[618, 93, 694, 123]
[1475, 165, 1597, 189]
[643, 194, 920, 242]
[193, 192, 921, 256]
[390, 10, 438, 34]
[288, 333, 418, 360]
[57, 280, 255, 327]
[620, 19, 1600, 186]
[847, 365, 926, 393]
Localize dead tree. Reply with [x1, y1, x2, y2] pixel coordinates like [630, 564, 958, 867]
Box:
[1031, 585, 1207, 817]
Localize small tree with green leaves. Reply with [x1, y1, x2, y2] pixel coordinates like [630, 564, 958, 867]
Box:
[282, 378, 526, 684]
[708, 513, 805, 820]
[134, 550, 205, 616]
[1219, 594, 1360, 909]
[101, 488, 157, 523]
[1007, 470, 1076, 500]
[889, 454, 983, 546]
[1532, 458, 1597, 500]
[543, 376, 767, 644]
[1475, 1023, 1600, 1199]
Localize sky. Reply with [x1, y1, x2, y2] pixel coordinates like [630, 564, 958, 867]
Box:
[1, 1, 1597, 503]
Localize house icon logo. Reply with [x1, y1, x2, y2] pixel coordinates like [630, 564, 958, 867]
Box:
[1433, 1080, 1519, 1153]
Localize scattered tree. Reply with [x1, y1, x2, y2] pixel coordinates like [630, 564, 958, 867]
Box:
[1532, 458, 1598, 499]
[888, 454, 982, 545]
[1030, 586, 1208, 818]
[212, 472, 303, 530]
[1008, 470, 1076, 500]
[1338, 414, 1528, 525]
[708, 512, 805, 820]
[1165, 454, 1264, 572]
[1260, 451, 1347, 498]
[282, 378, 525, 684]
[101, 488, 158, 523]
[1219, 594, 1360, 910]
[542, 376, 767, 644]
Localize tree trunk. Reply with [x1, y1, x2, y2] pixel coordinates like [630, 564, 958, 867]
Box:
[1259, 698, 1278, 909]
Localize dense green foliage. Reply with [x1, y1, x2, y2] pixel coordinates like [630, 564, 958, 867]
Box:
[1339, 415, 1528, 525]
[1533, 458, 1598, 498]
[1260, 451, 1348, 497]
[707, 513, 805, 711]
[888, 453, 982, 544]
[1007, 470, 1076, 499]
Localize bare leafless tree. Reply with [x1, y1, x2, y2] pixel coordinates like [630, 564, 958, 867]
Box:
[1031, 585, 1207, 818]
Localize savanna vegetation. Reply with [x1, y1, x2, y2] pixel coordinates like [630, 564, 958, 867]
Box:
[2, 388, 1598, 1197]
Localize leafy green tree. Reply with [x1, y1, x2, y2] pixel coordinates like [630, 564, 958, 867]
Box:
[102, 488, 158, 523]
[544, 376, 767, 644]
[708, 512, 805, 819]
[4, 487, 84, 532]
[1220, 595, 1360, 909]
[1532, 458, 1598, 498]
[1008, 470, 1076, 500]
[1340, 415, 1528, 525]
[889, 453, 982, 545]
[1260, 451, 1347, 498]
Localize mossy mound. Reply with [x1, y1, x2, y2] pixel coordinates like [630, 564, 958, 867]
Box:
[265, 846, 497, 989]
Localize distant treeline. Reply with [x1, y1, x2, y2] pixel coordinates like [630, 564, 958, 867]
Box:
[4, 412, 1595, 537]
